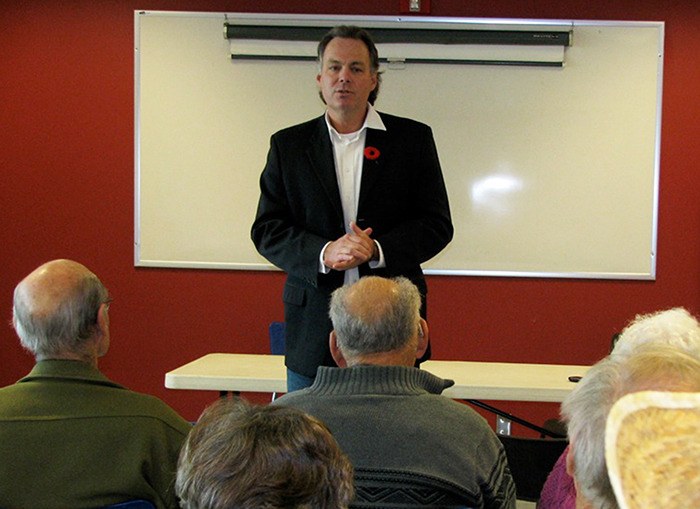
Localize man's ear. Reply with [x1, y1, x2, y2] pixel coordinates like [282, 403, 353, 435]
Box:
[96, 303, 109, 336]
[95, 302, 110, 357]
[415, 318, 429, 359]
[565, 443, 575, 476]
[329, 331, 347, 368]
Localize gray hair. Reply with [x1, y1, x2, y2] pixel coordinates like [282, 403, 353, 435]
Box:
[562, 345, 700, 509]
[612, 307, 700, 359]
[317, 25, 382, 105]
[12, 272, 108, 358]
[329, 276, 421, 357]
[176, 398, 354, 509]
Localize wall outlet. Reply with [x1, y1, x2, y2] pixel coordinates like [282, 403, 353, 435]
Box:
[399, 0, 430, 14]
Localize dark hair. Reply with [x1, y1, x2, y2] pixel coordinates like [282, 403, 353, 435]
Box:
[317, 25, 382, 105]
[176, 398, 354, 508]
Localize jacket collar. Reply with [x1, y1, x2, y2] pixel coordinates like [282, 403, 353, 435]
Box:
[19, 359, 126, 389]
[307, 117, 344, 223]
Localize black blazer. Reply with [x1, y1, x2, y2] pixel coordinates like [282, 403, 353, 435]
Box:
[252, 112, 453, 376]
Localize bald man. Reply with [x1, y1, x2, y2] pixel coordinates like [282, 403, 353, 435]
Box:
[0, 259, 191, 509]
[273, 276, 516, 509]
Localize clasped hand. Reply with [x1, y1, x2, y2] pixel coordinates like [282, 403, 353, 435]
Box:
[324, 221, 376, 271]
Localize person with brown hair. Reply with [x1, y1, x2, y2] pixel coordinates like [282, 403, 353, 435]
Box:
[251, 25, 453, 391]
[176, 398, 354, 509]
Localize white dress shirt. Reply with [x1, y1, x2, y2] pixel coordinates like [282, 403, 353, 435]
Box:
[320, 104, 386, 284]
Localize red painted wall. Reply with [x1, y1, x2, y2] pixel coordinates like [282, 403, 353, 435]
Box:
[1, 1, 698, 426]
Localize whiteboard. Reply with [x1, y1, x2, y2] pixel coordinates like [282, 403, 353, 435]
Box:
[134, 11, 663, 279]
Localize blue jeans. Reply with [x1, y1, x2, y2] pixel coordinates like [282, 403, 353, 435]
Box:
[286, 368, 315, 393]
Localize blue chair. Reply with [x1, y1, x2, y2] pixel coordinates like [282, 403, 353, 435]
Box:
[269, 321, 286, 355]
[103, 500, 155, 509]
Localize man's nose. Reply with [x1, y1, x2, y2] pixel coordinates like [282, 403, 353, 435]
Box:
[339, 67, 351, 82]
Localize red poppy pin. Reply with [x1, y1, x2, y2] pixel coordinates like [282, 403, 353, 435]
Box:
[364, 146, 381, 161]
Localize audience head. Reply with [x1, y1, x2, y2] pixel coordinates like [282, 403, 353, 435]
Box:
[561, 345, 700, 509]
[317, 25, 382, 105]
[176, 398, 354, 509]
[12, 259, 111, 364]
[612, 307, 700, 359]
[605, 391, 700, 509]
[328, 276, 428, 367]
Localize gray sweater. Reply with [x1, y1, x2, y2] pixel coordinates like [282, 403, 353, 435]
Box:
[274, 365, 516, 509]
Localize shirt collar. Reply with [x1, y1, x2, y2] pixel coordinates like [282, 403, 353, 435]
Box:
[325, 103, 387, 142]
[364, 103, 386, 131]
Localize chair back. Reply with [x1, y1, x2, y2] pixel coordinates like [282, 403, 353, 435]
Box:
[269, 321, 286, 355]
[350, 467, 475, 508]
[497, 434, 568, 502]
[102, 500, 155, 509]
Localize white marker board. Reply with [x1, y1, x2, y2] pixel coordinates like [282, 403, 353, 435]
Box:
[135, 12, 663, 279]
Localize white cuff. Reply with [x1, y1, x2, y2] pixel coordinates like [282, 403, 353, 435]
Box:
[319, 242, 332, 274]
[368, 240, 386, 269]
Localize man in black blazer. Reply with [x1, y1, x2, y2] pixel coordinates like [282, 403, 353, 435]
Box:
[252, 25, 453, 391]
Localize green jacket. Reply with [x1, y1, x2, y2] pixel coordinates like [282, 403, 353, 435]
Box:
[0, 360, 191, 509]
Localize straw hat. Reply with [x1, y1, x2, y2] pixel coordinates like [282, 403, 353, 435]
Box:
[605, 391, 700, 509]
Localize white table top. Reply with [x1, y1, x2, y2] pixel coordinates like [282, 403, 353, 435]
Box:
[165, 353, 589, 403]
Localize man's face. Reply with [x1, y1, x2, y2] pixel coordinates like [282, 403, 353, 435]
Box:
[317, 37, 377, 123]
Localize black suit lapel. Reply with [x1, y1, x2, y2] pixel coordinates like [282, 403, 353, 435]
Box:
[358, 128, 386, 212]
[306, 118, 344, 224]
